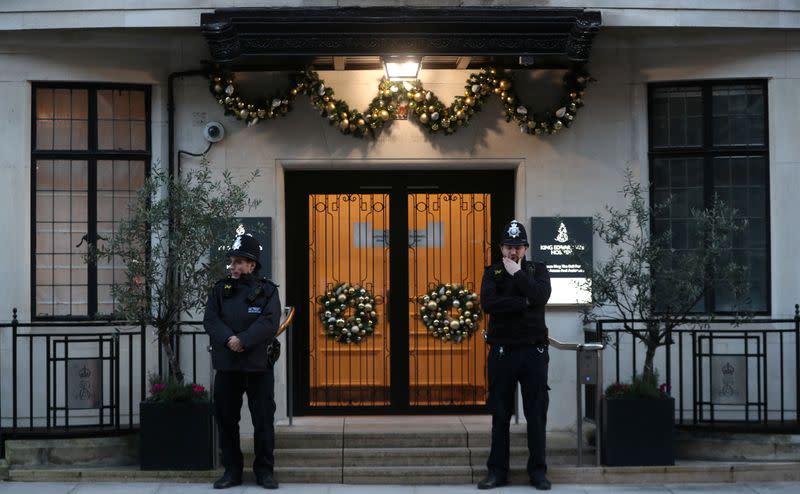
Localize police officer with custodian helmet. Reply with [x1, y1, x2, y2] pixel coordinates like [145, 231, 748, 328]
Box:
[478, 220, 552, 491]
[204, 232, 281, 489]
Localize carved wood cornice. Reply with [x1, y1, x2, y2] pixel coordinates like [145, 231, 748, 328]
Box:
[201, 7, 601, 70]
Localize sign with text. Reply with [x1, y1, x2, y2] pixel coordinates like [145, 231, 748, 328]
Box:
[353, 222, 443, 248]
[530, 217, 592, 305]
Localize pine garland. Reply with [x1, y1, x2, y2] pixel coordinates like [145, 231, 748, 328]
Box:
[209, 67, 593, 139]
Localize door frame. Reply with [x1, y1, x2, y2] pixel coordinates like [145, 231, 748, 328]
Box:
[285, 170, 515, 415]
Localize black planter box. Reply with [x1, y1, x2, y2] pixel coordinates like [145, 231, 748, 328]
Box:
[139, 400, 214, 470]
[601, 397, 675, 466]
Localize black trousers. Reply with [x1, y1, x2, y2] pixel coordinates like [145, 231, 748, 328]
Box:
[486, 344, 549, 481]
[214, 369, 276, 476]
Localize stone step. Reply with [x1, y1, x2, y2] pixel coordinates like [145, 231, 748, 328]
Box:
[4, 435, 138, 467]
[343, 465, 473, 484]
[675, 431, 800, 461]
[8, 461, 800, 484]
[267, 445, 596, 468]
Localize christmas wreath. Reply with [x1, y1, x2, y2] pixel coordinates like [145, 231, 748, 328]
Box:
[418, 284, 482, 343]
[318, 282, 378, 344]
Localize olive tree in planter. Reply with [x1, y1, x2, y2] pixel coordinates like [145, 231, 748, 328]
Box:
[91, 160, 260, 469]
[579, 168, 751, 466]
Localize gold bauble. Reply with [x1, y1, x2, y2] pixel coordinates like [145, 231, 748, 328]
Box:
[456, 110, 465, 120]
[466, 301, 473, 309]
[213, 84, 223, 94]
[291, 88, 298, 96]
[383, 89, 392, 97]
[427, 301, 438, 311]
[493, 87, 502, 94]
[380, 109, 390, 121]
[419, 113, 430, 124]
[554, 120, 563, 129]
[212, 76, 222, 83]
[326, 102, 336, 112]
[237, 101, 245, 109]
[337, 294, 347, 303]
[464, 97, 474, 106]
[527, 120, 535, 129]
[357, 118, 366, 127]
[500, 92, 507, 100]
[340, 112, 349, 120]
[499, 79, 511, 90]
[349, 124, 357, 131]
[413, 92, 424, 103]
[339, 119, 350, 130]
[238, 109, 248, 119]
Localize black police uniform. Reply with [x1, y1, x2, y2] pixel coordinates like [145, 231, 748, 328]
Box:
[479, 221, 552, 489]
[203, 234, 281, 489]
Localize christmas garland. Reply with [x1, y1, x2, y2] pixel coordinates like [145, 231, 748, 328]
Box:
[418, 284, 482, 343]
[208, 66, 592, 139]
[318, 283, 378, 344]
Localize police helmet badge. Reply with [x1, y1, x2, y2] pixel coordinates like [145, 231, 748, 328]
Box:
[507, 221, 521, 239]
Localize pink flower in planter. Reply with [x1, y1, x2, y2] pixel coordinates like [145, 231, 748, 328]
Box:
[149, 383, 167, 395]
[659, 383, 671, 396]
[191, 384, 206, 395]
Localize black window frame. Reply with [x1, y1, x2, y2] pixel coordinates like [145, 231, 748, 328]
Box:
[31, 82, 152, 321]
[647, 79, 771, 316]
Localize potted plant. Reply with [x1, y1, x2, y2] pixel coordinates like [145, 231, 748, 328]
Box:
[139, 374, 213, 470]
[579, 168, 751, 466]
[601, 373, 674, 466]
[90, 160, 260, 469]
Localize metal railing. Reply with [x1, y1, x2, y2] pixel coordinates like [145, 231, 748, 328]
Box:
[587, 304, 800, 432]
[0, 306, 295, 453]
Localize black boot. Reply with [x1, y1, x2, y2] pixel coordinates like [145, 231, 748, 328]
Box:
[256, 472, 279, 490]
[213, 471, 242, 489]
[477, 472, 508, 490]
[530, 474, 552, 491]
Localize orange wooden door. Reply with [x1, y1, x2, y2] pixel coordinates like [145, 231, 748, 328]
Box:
[407, 193, 491, 406]
[307, 193, 391, 406]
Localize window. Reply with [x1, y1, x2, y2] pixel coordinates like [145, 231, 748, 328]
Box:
[649, 81, 769, 313]
[32, 84, 150, 319]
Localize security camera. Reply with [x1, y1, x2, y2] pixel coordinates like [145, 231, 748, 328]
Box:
[203, 121, 225, 143]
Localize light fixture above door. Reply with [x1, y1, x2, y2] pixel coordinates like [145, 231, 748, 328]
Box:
[383, 56, 421, 80]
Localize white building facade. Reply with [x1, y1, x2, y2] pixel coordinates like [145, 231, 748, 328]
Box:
[0, 2, 798, 434]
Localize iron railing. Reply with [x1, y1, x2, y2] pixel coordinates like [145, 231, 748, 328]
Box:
[0, 307, 295, 454]
[586, 304, 800, 431]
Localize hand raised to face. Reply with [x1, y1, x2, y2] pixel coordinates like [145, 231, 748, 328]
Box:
[502, 256, 521, 275]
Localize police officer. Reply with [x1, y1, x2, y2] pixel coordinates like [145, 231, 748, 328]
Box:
[477, 220, 552, 491]
[204, 233, 281, 490]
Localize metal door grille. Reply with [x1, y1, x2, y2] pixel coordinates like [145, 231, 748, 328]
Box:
[407, 193, 492, 406]
[308, 193, 391, 407]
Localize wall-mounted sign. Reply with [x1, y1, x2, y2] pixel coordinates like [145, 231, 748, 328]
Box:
[67, 358, 101, 410]
[353, 222, 443, 248]
[710, 355, 746, 405]
[530, 217, 592, 305]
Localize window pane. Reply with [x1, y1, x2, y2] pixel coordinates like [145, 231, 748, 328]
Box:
[712, 155, 768, 312]
[33, 160, 89, 317]
[712, 85, 765, 146]
[36, 88, 88, 151]
[98, 88, 147, 151]
[651, 87, 702, 148]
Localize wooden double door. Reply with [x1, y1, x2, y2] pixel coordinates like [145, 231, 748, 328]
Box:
[285, 170, 514, 413]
